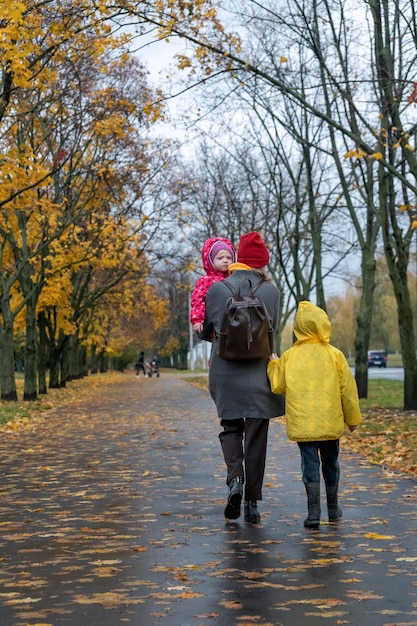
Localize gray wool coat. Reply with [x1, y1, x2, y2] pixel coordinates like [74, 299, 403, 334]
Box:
[200, 270, 285, 420]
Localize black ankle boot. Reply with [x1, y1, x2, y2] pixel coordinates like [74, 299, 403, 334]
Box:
[224, 477, 243, 520]
[244, 500, 260, 524]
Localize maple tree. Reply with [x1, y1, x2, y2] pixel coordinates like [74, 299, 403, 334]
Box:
[0, 1, 169, 400]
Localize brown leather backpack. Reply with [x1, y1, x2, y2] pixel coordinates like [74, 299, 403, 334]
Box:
[217, 279, 274, 360]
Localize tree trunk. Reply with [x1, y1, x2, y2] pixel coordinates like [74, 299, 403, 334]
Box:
[0, 292, 18, 401]
[44, 307, 61, 389]
[387, 252, 417, 410]
[49, 341, 61, 389]
[60, 332, 70, 387]
[397, 294, 417, 410]
[354, 254, 377, 398]
[68, 333, 85, 379]
[98, 349, 108, 373]
[379, 165, 417, 409]
[89, 344, 98, 373]
[37, 312, 48, 395]
[79, 344, 88, 377]
[48, 329, 69, 388]
[304, 142, 326, 311]
[23, 294, 38, 401]
[0, 326, 18, 402]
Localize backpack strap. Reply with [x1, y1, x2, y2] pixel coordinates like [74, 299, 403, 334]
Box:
[251, 279, 266, 295]
[222, 279, 238, 296]
[225, 277, 266, 294]
[223, 277, 266, 297]
[243, 279, 273, 332]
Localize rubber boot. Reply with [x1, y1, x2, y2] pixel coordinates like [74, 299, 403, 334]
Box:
[304, 482, 321, 529]
[326, 484, 342, 522]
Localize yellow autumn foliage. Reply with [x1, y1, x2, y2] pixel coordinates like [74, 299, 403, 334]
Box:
[344, 147, 368, 159]
[0, 0, 173, 380]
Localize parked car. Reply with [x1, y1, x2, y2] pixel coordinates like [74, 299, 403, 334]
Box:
[367, 350, 387, 368]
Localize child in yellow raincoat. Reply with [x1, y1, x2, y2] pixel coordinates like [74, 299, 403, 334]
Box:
[267, 301, 362, 528]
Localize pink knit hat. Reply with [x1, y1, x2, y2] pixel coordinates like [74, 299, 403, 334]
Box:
[208, 240, 236, 268]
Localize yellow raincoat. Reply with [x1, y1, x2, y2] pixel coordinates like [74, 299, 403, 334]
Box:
[267, 301, 362, 442]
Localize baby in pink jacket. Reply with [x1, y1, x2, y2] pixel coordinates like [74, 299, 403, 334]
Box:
[190, 237, 236, 332]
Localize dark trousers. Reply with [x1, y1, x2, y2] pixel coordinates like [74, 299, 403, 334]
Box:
[297, 440, 340, 486]
[219, 418, 269, 501]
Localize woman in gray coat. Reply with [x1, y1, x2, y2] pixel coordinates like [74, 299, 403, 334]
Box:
[200, 232, 285, 524]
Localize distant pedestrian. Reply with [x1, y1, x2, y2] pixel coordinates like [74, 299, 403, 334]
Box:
[135, 351, 146, 377]
[267, 300, 362, 528]
[200, 232, 285, 524]
[190, 237, 236, 333]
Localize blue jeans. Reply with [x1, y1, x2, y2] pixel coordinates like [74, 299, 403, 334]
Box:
[297, 440, 340, 486]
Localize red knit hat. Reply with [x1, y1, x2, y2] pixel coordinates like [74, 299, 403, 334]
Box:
[237, 232, 270, 267]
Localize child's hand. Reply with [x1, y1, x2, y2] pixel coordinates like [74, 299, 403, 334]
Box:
[348, 425, 357, 432]
[193, 322, 203, 333]
[269, 353, 279, 361]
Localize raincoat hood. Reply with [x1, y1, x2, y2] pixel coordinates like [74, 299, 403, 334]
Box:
[294, 301, 331, 345]
[201, 237, 236, 279]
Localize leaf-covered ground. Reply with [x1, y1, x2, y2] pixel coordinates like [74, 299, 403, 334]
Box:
[346, 407, 417, 476]
[0, 372, 416, 626]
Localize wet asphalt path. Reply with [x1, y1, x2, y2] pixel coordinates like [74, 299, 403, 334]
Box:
[0, 372, 416, 626]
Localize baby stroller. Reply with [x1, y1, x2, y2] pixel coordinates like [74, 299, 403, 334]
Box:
[148, 358, 160, 377]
